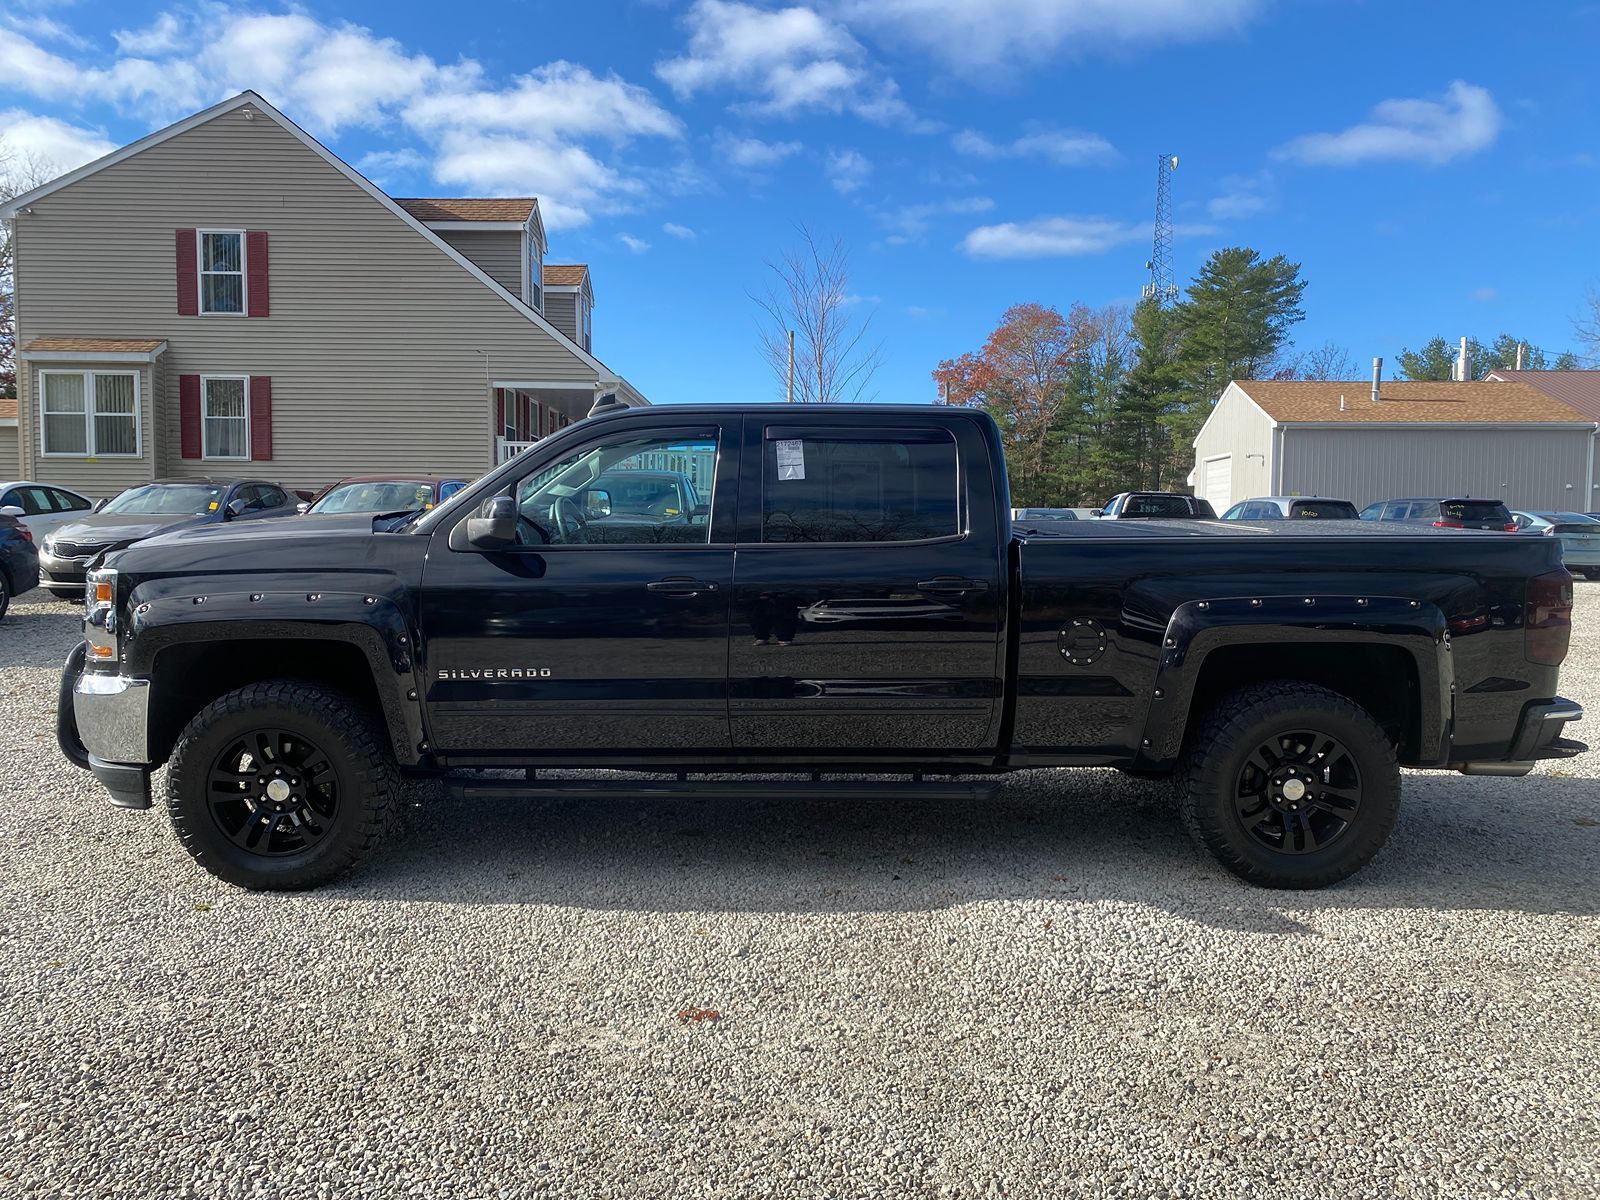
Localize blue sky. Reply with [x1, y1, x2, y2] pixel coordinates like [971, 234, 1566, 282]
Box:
[3, 0, 1598, 404]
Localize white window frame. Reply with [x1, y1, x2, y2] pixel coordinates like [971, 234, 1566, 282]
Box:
[580, 296, 592, 353]
[200, 374, 251, 460]
[198, 228, 247, 316]
[528, 249, 543, 312]
[37, 369, 143, 458]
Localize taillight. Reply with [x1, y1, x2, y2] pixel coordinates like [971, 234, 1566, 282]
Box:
[1433, 519, 1464, 528]
[1503, 523, 1519, 533]
[17, 525, 32, 542]
[1525, 569, 1573, 666]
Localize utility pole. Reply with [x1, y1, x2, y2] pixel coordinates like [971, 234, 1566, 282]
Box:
[786, 329, 795, 403]
[1142, 153, 1180, 306]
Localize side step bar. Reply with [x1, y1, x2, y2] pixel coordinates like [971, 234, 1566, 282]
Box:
[447, 775, 1004, 802]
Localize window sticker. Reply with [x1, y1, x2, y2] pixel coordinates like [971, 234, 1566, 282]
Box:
[775, 439, 806, 481]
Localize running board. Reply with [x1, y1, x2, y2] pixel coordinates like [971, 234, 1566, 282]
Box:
[446, 774, 1004, 802]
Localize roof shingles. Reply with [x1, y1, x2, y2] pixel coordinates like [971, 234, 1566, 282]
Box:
[544, 264, 589, 287]
[1236, 379, 1590, 424]
[22, 337, 167, 355]
[393, 198, 535, 223]
[0, 399, 17, 421]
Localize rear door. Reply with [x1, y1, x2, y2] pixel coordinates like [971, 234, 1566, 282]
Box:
[727, 414, 1006, 754]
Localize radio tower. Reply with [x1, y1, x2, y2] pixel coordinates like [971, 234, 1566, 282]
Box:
[1142, 153, 1179, 305]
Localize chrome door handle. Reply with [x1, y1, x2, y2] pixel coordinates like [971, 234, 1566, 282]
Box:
[647, 578, 718, 596]
[916, 577, 988, 595]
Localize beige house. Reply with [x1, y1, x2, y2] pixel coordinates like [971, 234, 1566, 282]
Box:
[0, 399, 17, 478]
[1192, 378, 1599, 512]
[0, 90, 647, 498]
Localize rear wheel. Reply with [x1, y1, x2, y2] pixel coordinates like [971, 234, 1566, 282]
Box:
[167, 681, 398, 890]
[1178, 681, 1400, 888]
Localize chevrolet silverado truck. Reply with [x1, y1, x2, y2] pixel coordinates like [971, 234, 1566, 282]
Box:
[59, 405, 1586, 891]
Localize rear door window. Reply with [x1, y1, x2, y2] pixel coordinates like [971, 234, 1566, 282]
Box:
[761, 428, 959, 543]
[1125, 495, 1193, 517]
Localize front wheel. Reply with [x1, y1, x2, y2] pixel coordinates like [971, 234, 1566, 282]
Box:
[1178, 681, 1400, 888]
[167, 681, 399, 890]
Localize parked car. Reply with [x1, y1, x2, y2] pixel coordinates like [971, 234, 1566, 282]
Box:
[1358, 497, 1518, 531]
[38, 479, 302, 599]
[0, 481, 98, 540]
[1222, 496, 1359, 521]
[1511, 511, 1600, 580]
[0, 512, 40, 620]
[60, 404, 1584, 894]
[304, 475, 470, 517]
[1094, 492, 1217, 519]
[1012, 507, 1078, 522]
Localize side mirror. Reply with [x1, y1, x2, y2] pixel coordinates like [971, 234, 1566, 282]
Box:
[0, 505, 22, 518]
[224, 498, 250, 519]
[1089, 509, 1103, 518]
[690, 502, 710, 524]
[92, 498, 109, 513]
[584, 488, 612, 519]
[466, 494, 517, 549]
[296, 501, 311, 515]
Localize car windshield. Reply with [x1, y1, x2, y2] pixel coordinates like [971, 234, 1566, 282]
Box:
[1124, 495, 1193, 516]
[1290, 500, 1358, 519]
[1017, 508, 1075, 520]
[595, 474, 685, 515]
[311, 481, 436, 514]
[102, 484, 225, 516]
[1441, 501, 1511, 522]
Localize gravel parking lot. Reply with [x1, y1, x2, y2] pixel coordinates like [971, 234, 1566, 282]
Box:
[3, 587, 1598, 1199]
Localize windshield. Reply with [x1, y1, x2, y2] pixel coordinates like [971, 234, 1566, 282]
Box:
[1017, 508, 1075, 520]
[1289, 500, 1358, 519]
[312, 480, 436, 514]
[102, 484, 225, 516]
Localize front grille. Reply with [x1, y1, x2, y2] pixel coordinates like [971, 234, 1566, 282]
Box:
[51, 541, 108, 559]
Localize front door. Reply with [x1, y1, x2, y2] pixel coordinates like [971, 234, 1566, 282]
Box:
[727, 416, 1006, 755]
[420, 421, 735, 762]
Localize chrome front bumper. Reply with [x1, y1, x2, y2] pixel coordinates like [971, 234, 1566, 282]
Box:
[73, 670, 151, 763]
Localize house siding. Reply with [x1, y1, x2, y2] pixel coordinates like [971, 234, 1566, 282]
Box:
[1190, 383, 1273, 506]
[545, 292, 579, 343]
[21, 360, 157, 498]
[1280, 426, 1593, 511]
[436, 229, 523, 297]
[0, 425, 17, 479]
[12, 105, 604, 492]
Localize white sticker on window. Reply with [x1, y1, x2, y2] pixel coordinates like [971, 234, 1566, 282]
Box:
[775, 439, 806, 480]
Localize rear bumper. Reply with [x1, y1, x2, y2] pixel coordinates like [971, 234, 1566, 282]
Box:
[1455, 698, 1586, 776]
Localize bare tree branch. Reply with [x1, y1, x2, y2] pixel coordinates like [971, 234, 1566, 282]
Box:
[750, 224, 882, 403]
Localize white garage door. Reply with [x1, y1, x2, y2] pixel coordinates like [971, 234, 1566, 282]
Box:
[1201, 456, 1232, 512]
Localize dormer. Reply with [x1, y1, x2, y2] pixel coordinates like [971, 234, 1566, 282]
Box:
[544, 265, 593, 353]
[393, 197, 548, 313]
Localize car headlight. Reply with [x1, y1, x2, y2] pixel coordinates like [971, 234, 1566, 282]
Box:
[41, 537, 55, 555]
[84, 567, 118, 661]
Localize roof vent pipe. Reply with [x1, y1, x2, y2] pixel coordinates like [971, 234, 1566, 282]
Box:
[1456, 336, 1471, 382]
[1371, 357, 1382, 403]
[1516, 341, 1526, 371]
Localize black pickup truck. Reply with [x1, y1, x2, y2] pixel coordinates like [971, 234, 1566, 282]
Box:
[60, 405, 1585, 891]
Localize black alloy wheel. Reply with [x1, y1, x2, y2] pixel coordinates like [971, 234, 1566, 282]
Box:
[1232, 729, 1361, 855]
[205, 727, 340, 857]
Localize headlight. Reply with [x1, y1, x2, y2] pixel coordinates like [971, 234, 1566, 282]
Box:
[41, 537, 55, 555]
[84, 568, 118, 661]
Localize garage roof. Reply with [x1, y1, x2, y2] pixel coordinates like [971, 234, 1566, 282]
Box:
[1236, 379, 1593, 424]
[1484, 369, 1600, 422]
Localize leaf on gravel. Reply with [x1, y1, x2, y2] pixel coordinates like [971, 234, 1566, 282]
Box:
[191, 902, 213, 912]
[676, 1006, 720, 1024]
[1575, 816, 1599, 828]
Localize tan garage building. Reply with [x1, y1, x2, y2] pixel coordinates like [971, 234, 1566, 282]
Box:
[1191, 378, 1600, 512]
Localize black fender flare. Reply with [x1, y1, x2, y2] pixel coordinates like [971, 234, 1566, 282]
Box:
[1133, 594, 1454, 768]
[120, 588, 426, 766]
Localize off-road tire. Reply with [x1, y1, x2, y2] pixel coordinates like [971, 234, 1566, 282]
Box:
[1178, 681, 1400, 889]
[167, 681, 398, 890]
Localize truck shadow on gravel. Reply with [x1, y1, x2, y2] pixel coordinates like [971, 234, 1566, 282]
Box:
[350, 771, 1600, 928]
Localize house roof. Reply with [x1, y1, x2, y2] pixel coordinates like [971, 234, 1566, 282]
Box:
[545, 264, 589, 287]
[393, 198, 536, 223]
[23, 337, 167, 354]
[0, 399, 17, 420]
[1234, 379, 1593, 425]
[1483, 369, 1600, 422]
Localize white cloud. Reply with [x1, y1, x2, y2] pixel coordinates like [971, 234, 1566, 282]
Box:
[880, 194, 993, 244]
[839, 0, 1263, 72]
[0, 12, 685, 231]
[715, 131, 802, 169]
[827, 148, 871, 193]
[1470, 286, 1498, 303]
[662, 221, 697, 239]
[0, 109, 117, 173]
[1275, 81, 1503, 167]
[960, 215, 1147, 259]
[953, 126, 1115, 166]
[619, 233, 652, 254]
[658, 0, 917, 124]
[357, 148, 427, 184]
[1206, 170, 1273, 220]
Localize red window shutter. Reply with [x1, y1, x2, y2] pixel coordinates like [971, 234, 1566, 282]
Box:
[179, 375, 202, 458]
[245, 230, 270, 317]
[176, 229, 198, 316]
[249, 376, 273, 460]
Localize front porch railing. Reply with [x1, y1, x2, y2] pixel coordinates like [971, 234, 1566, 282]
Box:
[496, 437, 538, 464]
